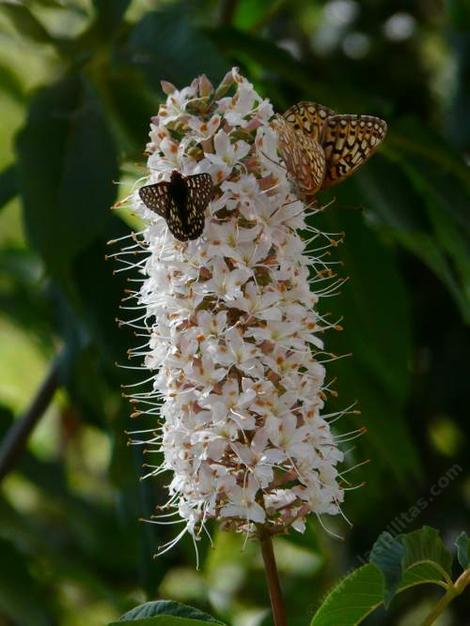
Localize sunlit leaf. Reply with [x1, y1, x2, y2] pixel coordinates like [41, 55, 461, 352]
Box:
[310, 564, 384, 625]
[1, 3, 53, 44]
[0, 63, 25, 104]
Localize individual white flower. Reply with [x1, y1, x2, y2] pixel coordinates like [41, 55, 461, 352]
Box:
[121, 68, 348, 553]
[158, 83, 197, 125]
[187, 114, 222, 140]
[220, 475, 266, 523]
[195, 256, 252, 300]
[205, 130, 251, 180]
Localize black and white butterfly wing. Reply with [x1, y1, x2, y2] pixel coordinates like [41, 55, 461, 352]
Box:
[138, 181, 172, 218]
[182, 173, 214, 241]
[139, 173, 213, 242]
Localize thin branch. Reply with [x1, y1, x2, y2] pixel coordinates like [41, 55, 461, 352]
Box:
[259, 532, 287, 626]
[420, 569, 470, 626]
[0, 355, 61, 482]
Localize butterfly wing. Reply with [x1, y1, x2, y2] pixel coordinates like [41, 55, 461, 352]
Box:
[283, 101, 335, 142]
[274, 114, 326, 201]
[139, 175, 212, 242]
[178, 173, 213, 241]
[320, 115, 387, 189]
[139, 179, 189, 241]
[138, 181, 172, 218]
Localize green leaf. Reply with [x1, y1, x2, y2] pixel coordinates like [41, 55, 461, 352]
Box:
[370, 526, 453, 608]
[16, 74, 118, 277]
[314, 209, 420, 488]
[110, 618, 221, 626]
[1, 3, 53, 44]
[210, 27, 321, 92]
[103, 65, 155, 157]
[387, 120, 470, 322]
[116, 601, 224, 624]
[0, 63, 25, 104]
[232, 0, 281, 30]
[26, 0, 65, 6]
[127, 6, 226, 90]
[369, 532, 405, 608]
[340, 151, 470, 324]
[455, 532, 470, 570]
[310, 564, 384, 626]
[0, 164, 17, 211]
[399, 561, 452, 592]
[401, 526, 453, 584]
[310, 527, 456, 624]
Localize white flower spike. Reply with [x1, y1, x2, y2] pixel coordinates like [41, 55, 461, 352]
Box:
[117, 67, 352, 555]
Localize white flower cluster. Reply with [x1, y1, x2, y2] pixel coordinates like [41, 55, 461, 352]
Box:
[124, 68, 347, 551]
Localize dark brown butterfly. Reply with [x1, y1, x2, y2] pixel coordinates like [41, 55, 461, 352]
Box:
[281, 101, 387, 200]
[139, 170, 213, 241]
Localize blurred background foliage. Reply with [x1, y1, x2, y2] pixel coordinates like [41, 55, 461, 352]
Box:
[0, 0, 469, 625]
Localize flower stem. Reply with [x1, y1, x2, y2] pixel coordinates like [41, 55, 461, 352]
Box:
[259, 533, 287, 626]
[420, 569, 470, 626]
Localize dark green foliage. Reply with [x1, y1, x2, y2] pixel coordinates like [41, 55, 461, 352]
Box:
[117, 600, 226, 623]
[0, 1, 468, 625]
[16, 74, 118, 277]
[310, 526, 470, 625]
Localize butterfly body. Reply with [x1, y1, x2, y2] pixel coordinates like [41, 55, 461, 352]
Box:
[139, 170, 213, 241]
[279, 101, 387, 200]
[167, 170, 190, 233]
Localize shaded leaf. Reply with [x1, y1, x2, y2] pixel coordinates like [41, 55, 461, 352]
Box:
[16, 74, 118, 276]
[455, 532, 470, 570]
[104, 65, 155, 156]
[310, 564, 384, 625]
[331, 152, 470, 323]
[369, 532, 405, 608]
[127, 6, 226, 91]
[313, 208, 420, 487]
[387, 120, 470, 321]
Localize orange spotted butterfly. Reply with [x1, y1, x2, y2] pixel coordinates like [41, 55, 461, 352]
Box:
[279, 101, 387, 201]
